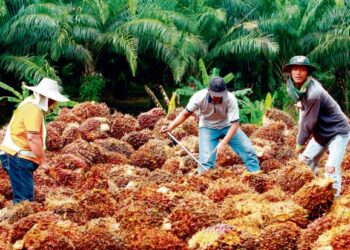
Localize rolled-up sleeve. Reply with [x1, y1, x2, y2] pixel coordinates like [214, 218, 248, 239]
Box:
[186, 92, 201, 113]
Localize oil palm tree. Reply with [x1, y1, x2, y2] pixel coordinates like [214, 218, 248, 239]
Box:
[0, 0, 58, 84]
[307, 3, 350, 112]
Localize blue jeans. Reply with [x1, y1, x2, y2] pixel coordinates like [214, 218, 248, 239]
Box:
[198, 127, 260, 174]
[0, 153, 38, 204]
[299, 132, 350, 197]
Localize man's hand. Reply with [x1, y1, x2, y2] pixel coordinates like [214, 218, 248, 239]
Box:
[295, 144, 305, 154]
[295, 101, 302, 110]
[160, 125, 171, 133]
[160, 110, 191, 134]
[215, 141, 226, 156]
[39, 158, 50, 173]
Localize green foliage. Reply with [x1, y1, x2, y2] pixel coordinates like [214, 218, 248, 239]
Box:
[0, 81, 30, 105]
[175, 58, 234, 100]
[208, 32, 279, 60]
[79, 74, 106, 102]
[239, 92, 273, 125]
[0, 55, 58, 83]
[0, 80, 76, 123]
[0, 0, 8, 22]
[272, 85, 298, 122]
[0, 0, 349, 116]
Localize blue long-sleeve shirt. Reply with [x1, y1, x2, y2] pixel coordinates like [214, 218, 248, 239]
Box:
[298, 78, 350, 146]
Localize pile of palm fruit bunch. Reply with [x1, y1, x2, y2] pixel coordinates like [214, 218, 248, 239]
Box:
[0, 102, 349, 249]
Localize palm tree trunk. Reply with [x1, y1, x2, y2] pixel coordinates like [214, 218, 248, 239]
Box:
[335, 67, 348, 115]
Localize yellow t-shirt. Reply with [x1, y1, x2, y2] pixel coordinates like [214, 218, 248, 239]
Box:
[0, 103, 43, 164]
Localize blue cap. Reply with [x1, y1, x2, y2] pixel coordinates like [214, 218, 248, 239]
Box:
[208, 77, 227, 97]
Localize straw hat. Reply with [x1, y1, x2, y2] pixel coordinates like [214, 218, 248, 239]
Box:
[24, 78, 69, 102]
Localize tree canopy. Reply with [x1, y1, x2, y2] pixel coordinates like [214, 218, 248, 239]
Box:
[0, 0, 349, 113]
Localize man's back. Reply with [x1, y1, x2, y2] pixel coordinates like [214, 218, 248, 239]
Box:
[186, 89, 239, 129]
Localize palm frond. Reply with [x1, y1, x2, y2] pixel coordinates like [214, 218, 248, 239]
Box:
[121, 18, 203, 81]
[51, 14, 72, 60]
[74, 13, 101, 28]
[298, 0, 328, 35]
[335, 0, 345, 8]
[0, 55, 58, 82]
[258, 16, 298, 37]
[101, 0, 127, 16]
[4, 0, 30, 17]
[128, 0, 137, 16]
[5, 14, 58, 43]
[0, 96, 22, 103]
[221, 0, 255, 17]
[175, 33, 207, 73]
[299, 32, 323, 50]
[123, 18, 177, 44]
[36, 41, 52, 55]
[156, 41, 186, 82]
[309, 28, 350, 67]
[102, 31, 138, 75]
[196, 7, 226, 42]
[72, 26, 101, 44]
[61, 42, 93, 66]
[0, 0, 8, 21]
[316, 7, 349, 32]
[19, 3, 69, 16]
[209, 32, 279, 60]
[0, 81, 22, 99]
[82, 0, 110, 25]
[141, 9, 196, 33]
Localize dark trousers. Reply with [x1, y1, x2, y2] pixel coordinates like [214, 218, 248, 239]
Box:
[0, 153, 38, 204]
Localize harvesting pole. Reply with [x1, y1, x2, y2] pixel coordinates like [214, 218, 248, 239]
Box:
[167, 132, 209, 171]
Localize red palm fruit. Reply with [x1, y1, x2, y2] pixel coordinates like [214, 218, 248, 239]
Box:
[298, 216, 333, 250]
[62, 139, 104, 166]
[273, 160, 314, 194]
[258, 222, 301, 250]
[241, 123, 258, 137]
[137, 107, 165, 129]
[110, 112, 140, 139]
[71, 101, 110, 120]
[121, 129, 153, 150]
[10, 211, 61, 243]
[78, 117, 110, 142]
[55, 107, 82, 123]
[131, 139, 168, 171]
[46, 127, 63, 151]
[264, 108, 296, 129]
[292, 178, 335, 219]
[61, 123, 82, 146]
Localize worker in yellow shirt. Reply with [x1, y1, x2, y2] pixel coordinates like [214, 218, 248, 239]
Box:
[0, 78, 69, 204]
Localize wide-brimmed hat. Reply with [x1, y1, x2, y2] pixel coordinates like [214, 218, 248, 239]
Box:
[24, 78, 69, 102]
[282, 55, 317, 73]
[208, 77, 228, 97]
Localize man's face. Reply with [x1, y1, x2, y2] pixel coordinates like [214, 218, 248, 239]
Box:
[291, 65, 308, 88]
[211, 95, 222, 104]
[48, 98, 57, 107]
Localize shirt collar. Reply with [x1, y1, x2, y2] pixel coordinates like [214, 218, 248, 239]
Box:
[207, 93, 223, 104]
